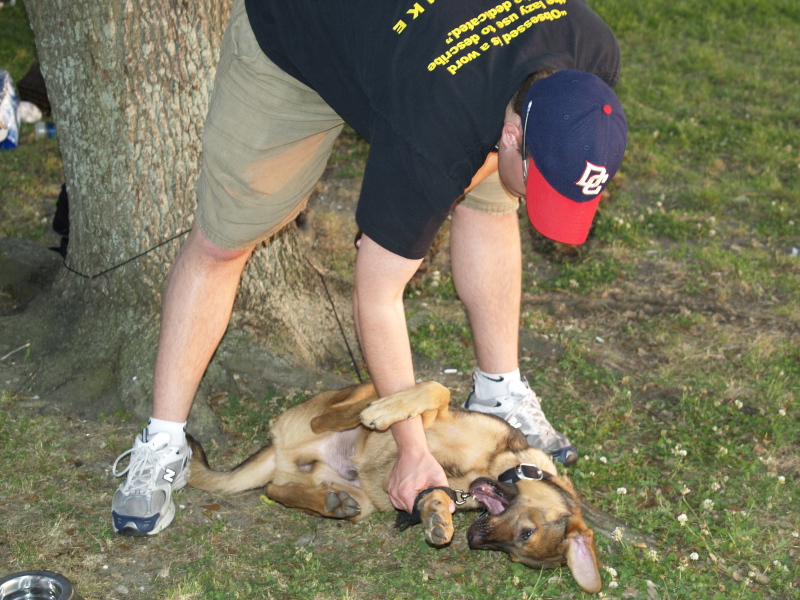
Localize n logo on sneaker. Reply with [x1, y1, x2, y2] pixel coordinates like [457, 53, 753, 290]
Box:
[163, 468, 176, 483]
[508, 417, 523, 429]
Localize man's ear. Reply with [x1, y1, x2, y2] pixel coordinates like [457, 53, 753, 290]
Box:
[500, 120, 522, 152]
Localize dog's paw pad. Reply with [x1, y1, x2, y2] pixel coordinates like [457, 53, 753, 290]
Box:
[325, 490, 361, 518]
[424, 508, 454, 546]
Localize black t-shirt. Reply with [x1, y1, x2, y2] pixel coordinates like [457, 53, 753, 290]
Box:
[245, 0, 621, 259]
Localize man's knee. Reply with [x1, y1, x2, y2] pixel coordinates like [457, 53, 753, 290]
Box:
[185, 226, 254, 264]
[458, 170, 519, 216]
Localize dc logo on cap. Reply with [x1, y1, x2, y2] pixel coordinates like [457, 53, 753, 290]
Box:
[575, 161, 609, 196]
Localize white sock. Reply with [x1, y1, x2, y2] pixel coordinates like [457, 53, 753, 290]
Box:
[143, 417, 187, 446]
[473, 368, 522, 401]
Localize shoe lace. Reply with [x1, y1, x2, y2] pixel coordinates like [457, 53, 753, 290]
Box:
[112, 443, 162, 492]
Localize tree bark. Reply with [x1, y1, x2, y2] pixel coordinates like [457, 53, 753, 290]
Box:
[17, 0, 361, 429]
[26, 0, 226, 295]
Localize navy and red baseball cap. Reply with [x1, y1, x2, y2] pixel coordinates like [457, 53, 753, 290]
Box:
[522, 70, 627, 245]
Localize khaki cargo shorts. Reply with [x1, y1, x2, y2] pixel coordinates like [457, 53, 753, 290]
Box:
[195, 0, 519, 250]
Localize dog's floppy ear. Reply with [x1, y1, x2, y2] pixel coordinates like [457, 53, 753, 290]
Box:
[565, 518, 602, 593]
[310, 383, 378, 433]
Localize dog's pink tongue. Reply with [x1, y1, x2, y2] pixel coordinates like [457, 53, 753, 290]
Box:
[472, 484, 507, 515]
[482, 497, 506, 515]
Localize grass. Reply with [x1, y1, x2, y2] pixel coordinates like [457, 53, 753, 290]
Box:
[326, 126, 369, 180]
[408, 316, 475, 373]
[0, 2, 38, 83]
[2, 0, 799, 598]
[0, 130, 63, 240]
[1, 3, 64, 242]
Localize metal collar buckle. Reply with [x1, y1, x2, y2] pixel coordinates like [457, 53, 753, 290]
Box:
[498, 463, 553, 484]
[516, 463, 545, 481]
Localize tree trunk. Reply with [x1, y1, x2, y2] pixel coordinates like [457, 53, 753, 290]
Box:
[17, 0, 360, 433]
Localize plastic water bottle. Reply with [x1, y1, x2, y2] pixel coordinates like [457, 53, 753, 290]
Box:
[34, 121, 56, 139]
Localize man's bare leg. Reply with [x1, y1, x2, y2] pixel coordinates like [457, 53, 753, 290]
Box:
[112, 226, 254, 536]
[450, 204, 577, 465]
[152, 226, 254, 422]
[450, 203, 521, 374]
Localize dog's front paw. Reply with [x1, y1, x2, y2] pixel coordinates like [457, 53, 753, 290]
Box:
[418, 489, 455, 546]
[424, 509, 454, 546]
[359, 398, 410, 431]
[325, 490, 361, 519]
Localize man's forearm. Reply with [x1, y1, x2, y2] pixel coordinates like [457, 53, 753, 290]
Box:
[353, 233, 421, 397]
[353, 234, 429, 453]
[388, 415, 426, 454]
[353, 233, 450, 511]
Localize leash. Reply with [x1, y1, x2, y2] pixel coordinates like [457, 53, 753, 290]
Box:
[56, 216, 367, 383]
[62, 229, 190, 279]
[305, 255, 364, 382]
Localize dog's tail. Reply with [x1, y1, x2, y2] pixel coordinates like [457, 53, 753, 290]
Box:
[187, 434, 277, 494]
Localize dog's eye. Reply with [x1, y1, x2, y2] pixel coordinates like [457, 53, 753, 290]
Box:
[520, 528, 535, 541]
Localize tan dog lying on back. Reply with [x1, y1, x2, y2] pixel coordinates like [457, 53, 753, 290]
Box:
[188, 381, 603, 593]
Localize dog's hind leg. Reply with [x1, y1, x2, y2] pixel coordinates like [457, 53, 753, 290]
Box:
[359, 381, 452, 431]
[265, 482, 374, 520]
[417, 488, 455, 546]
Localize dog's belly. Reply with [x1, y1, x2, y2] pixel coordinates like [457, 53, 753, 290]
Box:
[299, 428, 361, 485]
[325, 429, 361, 482]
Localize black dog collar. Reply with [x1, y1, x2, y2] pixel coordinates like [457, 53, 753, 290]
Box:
[498, 463, 555, 484]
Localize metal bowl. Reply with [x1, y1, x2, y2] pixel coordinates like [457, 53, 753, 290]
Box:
[0, 571, 83, 600]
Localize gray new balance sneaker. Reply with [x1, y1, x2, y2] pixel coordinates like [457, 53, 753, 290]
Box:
[111, 430, 191, 536]
[464, 374, 578, 466]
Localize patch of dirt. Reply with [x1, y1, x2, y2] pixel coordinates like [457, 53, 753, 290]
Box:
[0, 237, 63, 316]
